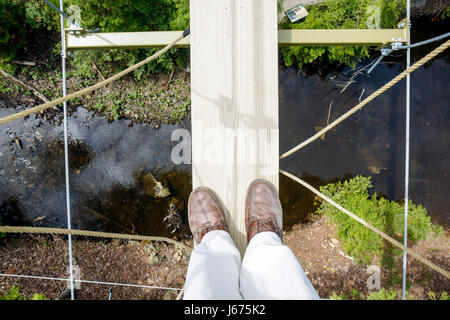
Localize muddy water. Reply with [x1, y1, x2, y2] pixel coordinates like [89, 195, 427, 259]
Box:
[0, 19, 448, 238]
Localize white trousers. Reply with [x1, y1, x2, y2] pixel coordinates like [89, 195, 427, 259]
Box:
[184, 230, 320, 300]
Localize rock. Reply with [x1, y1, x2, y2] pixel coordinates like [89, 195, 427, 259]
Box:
[141, 172, 171, 198]
[148, 251, 159, 265]
[173, 252, 181, 262]
[182, 254, 190, 263]
[143, 243, 154, 254]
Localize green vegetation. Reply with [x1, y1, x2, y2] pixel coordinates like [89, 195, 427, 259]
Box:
[0, 286, 48, 300]
[441, 6, 450, 20]
[366, 288, 398, 300]
[0, 0, 190, 78]
[330, 288, 449, 300]
[318, 176, 442, 265]
[280, 0, 406, 69]
[0, 216, 6, 240]
[0, 0, 27, 71]
[428, 291, 450, 300]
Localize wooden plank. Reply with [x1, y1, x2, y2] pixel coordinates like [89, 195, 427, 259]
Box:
[190, 0, 279, 255]
[66, 29, 408, 50]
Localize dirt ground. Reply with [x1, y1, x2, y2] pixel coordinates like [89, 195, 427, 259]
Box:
[1, 214, 448, 300]
[284, 215, 450, 299]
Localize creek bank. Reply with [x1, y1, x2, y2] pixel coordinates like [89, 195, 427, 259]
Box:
[1, 215, 448, 300]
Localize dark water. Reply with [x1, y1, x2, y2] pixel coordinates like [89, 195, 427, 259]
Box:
[0, 19, 448, 237]
[280, 18, 450, 228]
[0, 108, 192, 237]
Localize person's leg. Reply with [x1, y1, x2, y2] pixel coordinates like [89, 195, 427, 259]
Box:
[239, 179, 320, 300]
[183, 187, 243, 300]
[184, 230, 243, 299]
[240, 231, 319, 299]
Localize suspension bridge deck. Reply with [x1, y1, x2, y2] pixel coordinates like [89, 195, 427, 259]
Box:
[190, 0, 279, 254]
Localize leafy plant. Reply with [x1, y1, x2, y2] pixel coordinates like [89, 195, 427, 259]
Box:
[280, 0, 406, 69]
[428, 291, 450, 300]
[0, 286, 48, 300]
[441, 6, 450, 20]
[329, 292, 349, 300]
[318, 176, 442, 265]
[366, 288, 398, 300]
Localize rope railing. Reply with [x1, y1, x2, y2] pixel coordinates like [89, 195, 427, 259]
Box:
[0, 226, 192, 252]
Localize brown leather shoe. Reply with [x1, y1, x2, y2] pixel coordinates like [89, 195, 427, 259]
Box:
[245, 179, 283, 243]
[188, 186, 229, 245]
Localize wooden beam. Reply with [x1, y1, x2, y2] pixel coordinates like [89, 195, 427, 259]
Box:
[190, 0, 279, 255]
[278, 28, 408, 46]
[66, 29, 408, 50]
[66, 31, 190, 50]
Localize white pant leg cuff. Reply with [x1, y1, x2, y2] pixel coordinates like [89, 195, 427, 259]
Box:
[201, 229, 233, 243]
[247, 231, 282, 248]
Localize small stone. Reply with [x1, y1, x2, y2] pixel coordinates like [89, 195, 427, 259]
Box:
[143, 244, 154, 253]
[148, 252, 159, 265]
[163, 291, 177, 300]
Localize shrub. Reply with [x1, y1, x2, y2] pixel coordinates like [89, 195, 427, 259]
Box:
[318, 176, 442, 265]
[280, 0, 406, 69]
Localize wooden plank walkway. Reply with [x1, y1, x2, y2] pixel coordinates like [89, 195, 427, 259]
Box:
[190, 0, 279, 254]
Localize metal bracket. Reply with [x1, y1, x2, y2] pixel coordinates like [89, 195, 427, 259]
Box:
[391, 41, 403, 51]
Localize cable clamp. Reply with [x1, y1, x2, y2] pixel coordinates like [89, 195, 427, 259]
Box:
[391, 41, 403, 51]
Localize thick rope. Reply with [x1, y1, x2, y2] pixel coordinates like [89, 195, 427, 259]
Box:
[280, 170, 450, 279]
[0, 33, 185, 126]
[0, 226, 192, 252]
[280, 39, 450, 160]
